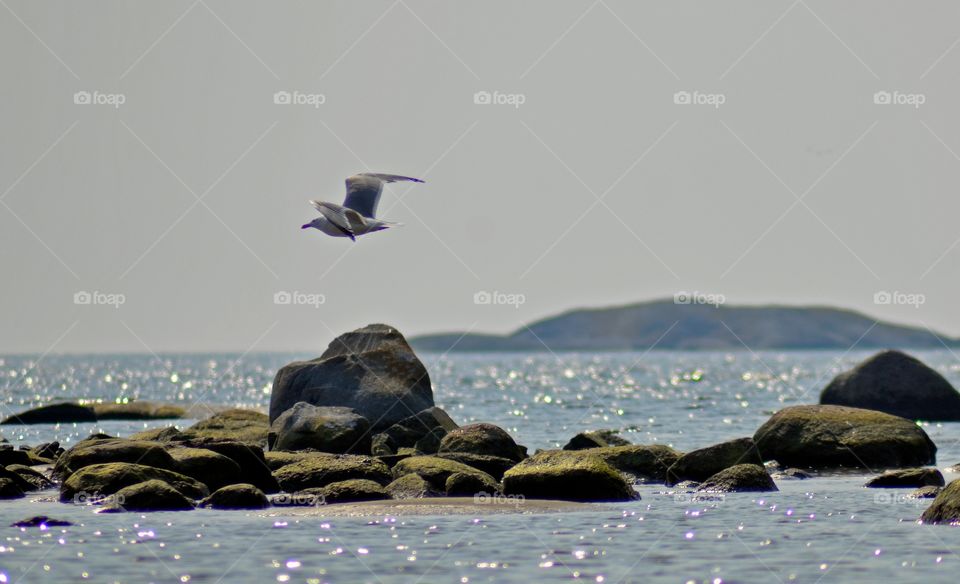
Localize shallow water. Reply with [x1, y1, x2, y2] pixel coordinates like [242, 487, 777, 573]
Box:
[2, 350, 960, 583]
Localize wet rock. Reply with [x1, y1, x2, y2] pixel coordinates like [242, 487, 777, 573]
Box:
[921, 480, 960, 524]
[269, 403, 371, 454]
[392, 456, 496, 492]
[445, 471, 499, 496]
[753, 405, 937, 470]
[176, 438, 278, 494]
[60, 462, 209, 502]
[865, 468, 944, 488]
[199, 484, 270, 509]
[501, 450, 637, 502]
[697, 464, 778, 493]
[666, 437, 762, 485]
[92, 402, 186, 421]
[269, 324, 435, 431]
[385, 474, 440, 499]
[167, 447, 243, 491]
[0, 449, 33, 467]
[437, 423, 526, 462]
[435, 453, 518, 481]
[101, 480, 195, 512]
[912, 486, 943, 499]
[181, 409, 269, 445]
[563, 429, 631, 450]
[11, 516, 71, 527]
[5, 465, 53, 490]
[820, 350, 960, 421]
[1, 402, 97, 425]
[54, 439, 177, 479]
[129, 427, 184, 442]
[272, 454, 391, 492]
[587, 445, 684, 484]
[313, 479, 390, 504]
[0, 478, 24, 499]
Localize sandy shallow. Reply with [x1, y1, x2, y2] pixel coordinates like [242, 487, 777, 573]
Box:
[264, 497, 601, 517]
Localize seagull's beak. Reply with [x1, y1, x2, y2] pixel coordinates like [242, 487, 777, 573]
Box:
[301, 223, 311, 230]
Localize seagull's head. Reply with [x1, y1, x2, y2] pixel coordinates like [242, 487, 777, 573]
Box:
[301, 222, 312, 230]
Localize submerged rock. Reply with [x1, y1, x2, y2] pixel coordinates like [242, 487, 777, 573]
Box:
[272, 454, 391, 492]
[563, 429, 631, 450]
[438, 423, 526, 462]
[753, 405, 936, 470]
[696, 464, 778, 493]
[921, 480, 960, 524]
[54, 439, 177, 479]
[820, 350, 960, 421]
[11, 516, 71, 527]
[60, 462, 208, 502]
[200, 484, 270, 510]
[269, 403, 371, 454]
[666, 437, 762, 485]
[501, 450, 637, 502]
[269, 324, 435, 431]
[101, 480, 195, 512]
[865, 468, 944, 488]
[1, 403, 96, 425]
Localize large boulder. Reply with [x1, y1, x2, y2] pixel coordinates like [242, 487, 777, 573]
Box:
[1, 403, 96, 425]
[563, 430, 631, 450]
[54, 439, 177, 479]
[272, 454, 391, 492]
[200, 484, 270, 510]
[696, 464, 778, 493]
[269, 324, 435, 430]
[437, 423, 526, 462]
[864, 468, 944, 488]
[753, 405, 937, 470]
[269, 403, 371, 454]
[666, 438, 762, 485]
[60, 462, 208, 502]
[820, 350, 960, 421]
[921, 480, 960, 524]
[167, 447, 243, 491]
[181, 410, 269, 445]
[101, 480, 195, 512]
[501, 450, 637, 502]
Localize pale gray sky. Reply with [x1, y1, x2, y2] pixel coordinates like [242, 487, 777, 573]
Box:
[2, 1, 959, 353]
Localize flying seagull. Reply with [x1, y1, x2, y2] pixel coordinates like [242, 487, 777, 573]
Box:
[302, 173, 424, 241]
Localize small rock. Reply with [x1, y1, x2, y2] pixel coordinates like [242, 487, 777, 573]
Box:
[563, 429, 631, 450]
[385, 474, 440, 499]
[392, 456, 496, 491]
[167, 447, 243, 491]
[438, 423, 526, 462]
[200, 484, 270, 509]
[272, 454, 391, 492]
[54, 439, 177, 479]
[4, 465, 53, 490]
[60, 462, 208, 502]
[129, 427, 184, 442]
[181, 409, 269, 446]
[865, 468, 945, 488]
[434, 453, 518, 481]
[501, 450, 638, 502]
[101, 479, 195, 512]
[314, 479, 390, 504]
[666, 437, 762, 485]
[445, 471, 499, 496]
[771, 468, 811, 480]
[11, 516, 71, 527]
[697, 464, 778, 493]
[911, 486, 942, 499]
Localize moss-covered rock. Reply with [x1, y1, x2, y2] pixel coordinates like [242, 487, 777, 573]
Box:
[753, 405, 937, 470]
[182, 409, 269, 445]
[176, 438, 278, 494]
[912, 486, 942, 499]
[313, 479, 390, 504]
[101, 479, 195, 512]
[167, 447, 243, 491]
[60, 462, 209, 502]
[445, 471, 499, 496]
[376, 407, 459, 453]
[129, 427, 184, 442]
[666, 437, 762, 485]
[921, 480, 960, 524]
[586, 445, 684, 483]
[864, 468, 944, 488]
[385, 473, 440, 499]
[563, 430, 632, 450]
[392, 456, 496, 491]
[269, 403, 371, 454]
[5, 465, 53, 491]
[54, 439, 177, 479]
[696, 464, 778, 493]
[438, 423, 526, 462]
[264, 450, 321, 470]
[92, 402, 186, 421]
[200, 484, 270, 509]
[434, 453, 518, 481]
[501, 450, 637, 502]
[272, 454, 391, 492]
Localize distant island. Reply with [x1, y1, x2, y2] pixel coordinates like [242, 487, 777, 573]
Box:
[410, 299, 956, 352]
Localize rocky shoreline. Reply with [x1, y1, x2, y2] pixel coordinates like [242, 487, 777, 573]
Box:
[4, 324, 960, 524]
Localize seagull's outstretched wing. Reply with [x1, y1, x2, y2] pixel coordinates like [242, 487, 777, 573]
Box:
[343, 173, 424, 218]
[310, 200, 366, 238]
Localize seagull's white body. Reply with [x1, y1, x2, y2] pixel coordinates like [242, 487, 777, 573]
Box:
[302, 173, 424, 241]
